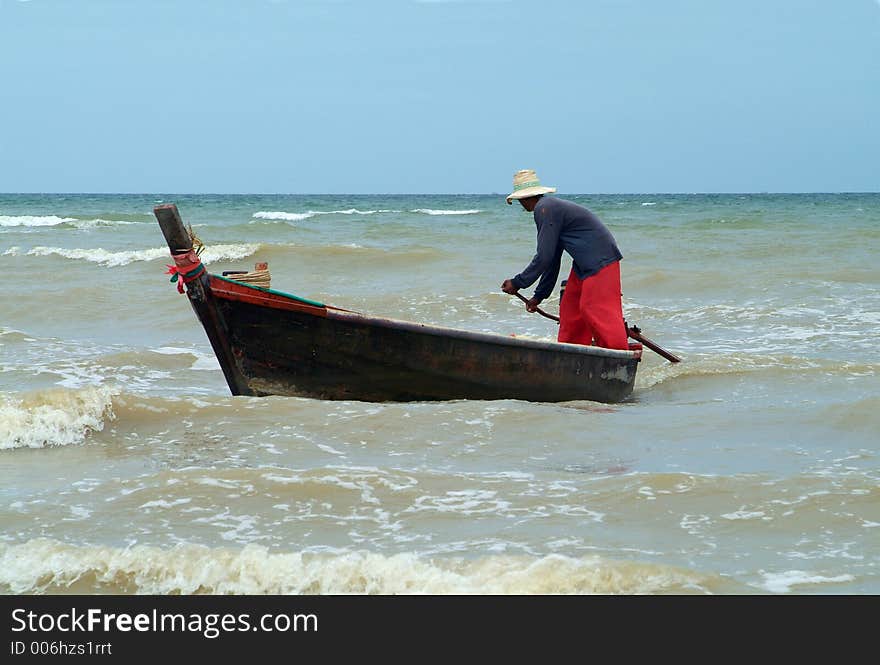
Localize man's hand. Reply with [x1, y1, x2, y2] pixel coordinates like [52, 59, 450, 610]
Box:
[501, 279, 519, 295]
[525, 298, 540, 313]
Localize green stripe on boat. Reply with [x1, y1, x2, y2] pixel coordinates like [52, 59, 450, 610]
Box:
[214, 274, 325, 308]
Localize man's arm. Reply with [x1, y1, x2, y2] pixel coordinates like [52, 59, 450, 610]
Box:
[510, 212, 563, 294]
[531, 244, 563, 303]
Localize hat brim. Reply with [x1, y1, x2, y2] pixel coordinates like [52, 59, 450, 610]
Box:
[506, 186, 556, 204]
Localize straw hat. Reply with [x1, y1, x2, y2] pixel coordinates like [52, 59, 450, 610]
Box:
[506, 169, 557, 204]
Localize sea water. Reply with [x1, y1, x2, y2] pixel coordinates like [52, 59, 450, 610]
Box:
[1, 192, 877, 594]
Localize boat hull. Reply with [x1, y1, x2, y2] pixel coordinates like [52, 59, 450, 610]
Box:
[206, 276, 639, 403]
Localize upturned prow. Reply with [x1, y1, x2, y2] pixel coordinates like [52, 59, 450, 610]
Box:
[154, 203, 192, 254]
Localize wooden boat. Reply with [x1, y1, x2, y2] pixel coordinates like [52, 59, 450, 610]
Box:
[155, 203, 643, 403]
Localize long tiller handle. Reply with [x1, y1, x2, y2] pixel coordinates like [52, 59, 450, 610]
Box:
[511, 292, 681, 363]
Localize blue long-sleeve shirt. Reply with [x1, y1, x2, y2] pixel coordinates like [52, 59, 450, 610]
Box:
[511, 197, 622, 302]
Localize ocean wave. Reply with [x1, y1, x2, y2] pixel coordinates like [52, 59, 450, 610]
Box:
[251, 207, 481, 223]
[253, 209, 397, 222]
[0, 215, 138, 229]
[25, 244, 260, 267]
[67, 218, 139, 229]
[27, 246, 169, 266]
[0, 386, 117, 450]
[0, 539, 731, 594]
[0, 327, 32, 342]
[253, 211, 316, 222]
[0, 215, 77, 227]
[198, 244, 263, 263]
[411, 209, 481, 216]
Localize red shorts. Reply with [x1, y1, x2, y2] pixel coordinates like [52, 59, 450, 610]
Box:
[557, 261, 629, 350]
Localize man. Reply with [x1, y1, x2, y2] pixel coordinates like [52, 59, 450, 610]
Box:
[500, 169, 629, 350]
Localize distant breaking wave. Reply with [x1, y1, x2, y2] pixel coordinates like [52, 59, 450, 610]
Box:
[25, 244, 260, 267]
[0, 215, 137, 229]
[253, 211, 316, 222]
[1, 215, 76, 227]
[68, 218, 139, 229]
[252, 208, 481, 221]
[411, 209, 481, 215]
[253, 209, 398, 222]
[25, 246, 169, 266]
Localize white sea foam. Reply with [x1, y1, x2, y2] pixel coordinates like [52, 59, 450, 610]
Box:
[411, 208, 481, 215]
[140, 498, 192, 510]
[26, 243, 260, 267]
[152, 346, 196, 356]
[0, 215, 76, 227]
[0, 539, 718, 594]
[407, 490, 511, 515]
[0, 386, 117, 450]
[68, 218, 138, 229]
[180, 244, 263, 264]
[313, 208, 395, 215]
[27, 246, 169, 266]
[720, 510, 768, 521]
[253, 211, 316, 222]
[316, 444, 346, 456]
[65, 505, 93, 521]
[195, 477, 241, 489]
[0, 215, 136, 229]
[253, 209, 396, 222]
[150, 346, 220, 371]
[760, 570, 855, 594]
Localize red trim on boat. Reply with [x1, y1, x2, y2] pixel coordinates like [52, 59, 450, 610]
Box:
[208, 275, 328, 317]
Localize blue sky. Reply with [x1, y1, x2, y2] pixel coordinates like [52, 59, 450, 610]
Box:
[1, 0, 878, 193]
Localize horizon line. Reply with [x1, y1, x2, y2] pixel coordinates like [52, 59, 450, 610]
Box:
[1, 191, 878, 197]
